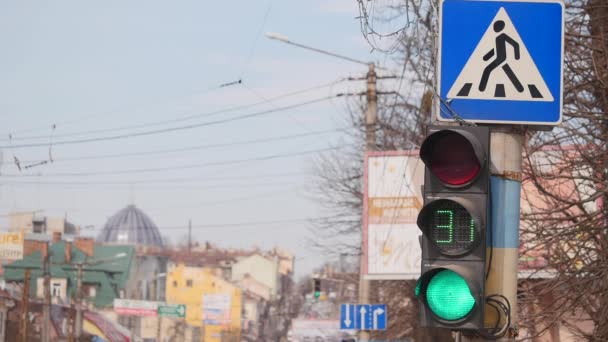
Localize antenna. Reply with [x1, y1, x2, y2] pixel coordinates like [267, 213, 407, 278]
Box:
[129, 184, 135, 205]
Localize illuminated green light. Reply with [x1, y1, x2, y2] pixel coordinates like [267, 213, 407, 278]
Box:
[314, 291, 320, 298]
[435, 210, 453, 243]
[426, 270, 475, 321]
[415, 280, 421, 297]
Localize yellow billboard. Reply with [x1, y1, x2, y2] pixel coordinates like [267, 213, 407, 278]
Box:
[0, 231, 24, 260]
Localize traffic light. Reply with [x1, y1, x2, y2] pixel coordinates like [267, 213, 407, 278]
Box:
[415, 125, 490, 330]
[313, 278, 321, 298]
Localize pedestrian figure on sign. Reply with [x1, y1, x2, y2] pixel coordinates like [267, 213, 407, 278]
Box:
[478, 20, 524, 93]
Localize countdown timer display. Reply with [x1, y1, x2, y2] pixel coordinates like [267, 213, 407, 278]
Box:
[428, 199, 478, 255]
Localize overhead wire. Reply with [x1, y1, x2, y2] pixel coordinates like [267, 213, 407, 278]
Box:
[0, 187, 299, 214]
[2, 146, 342, 177]
[1, 171, 310, 185]
[239, 0, 273, 79]
[1, 96, 335, 149]
[3, 78, 345, 143]
[356, 0, 411, 54]
[121, 217, 322, 230]
[8, 129, 338, 165]
[2, 180, 297, 191]
[240, 82, 316, 133]
[0, 217, 323, 232]
[153, 187, 298, 210]
[3, 80, 241, 138]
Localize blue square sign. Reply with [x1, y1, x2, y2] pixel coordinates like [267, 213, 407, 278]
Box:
[342, 304, 386, 330]
[355, 304, 369, 329]
[438, 0, 564, 125]
[370, 304, 387, 330]
[340, 304, 356, 330]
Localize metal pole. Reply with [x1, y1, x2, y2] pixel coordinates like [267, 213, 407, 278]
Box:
[0, 306, 7, 342]
[42, 243, 51, 342]
[20, 269, 30, 342]
[188, 219, 192, 254]
[358, 62, 377, 342]
[68, 304, 75, 342]
[75, 263, 84, 338]
[151, 273, 162, 342]
[464, 128, 522, 342]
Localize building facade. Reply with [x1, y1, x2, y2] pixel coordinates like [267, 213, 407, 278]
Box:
[231, 254, 280, 298]
[165, 263, 242, 342]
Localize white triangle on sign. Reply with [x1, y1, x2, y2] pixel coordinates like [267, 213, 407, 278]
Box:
[447, 7, 553, 102]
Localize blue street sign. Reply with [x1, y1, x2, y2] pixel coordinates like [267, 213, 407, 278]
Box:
[340, 304, 356, 330]
[370, 304, 387, 330]
[437, 0, 564, 125]
[342, 304, 387, 330]
[355, 304, 369, 329]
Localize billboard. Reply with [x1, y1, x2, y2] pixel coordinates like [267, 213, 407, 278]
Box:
[363, 151, 424, 280]
[113, 299, 160, 316]
[0, 231, 24, 260]
[202, 294, 231, 326]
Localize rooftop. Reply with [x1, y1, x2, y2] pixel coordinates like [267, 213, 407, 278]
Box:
[97, 205, 164, 247]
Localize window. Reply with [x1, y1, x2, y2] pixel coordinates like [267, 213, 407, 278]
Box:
[117, 232, 128, 242]
[173, 280, 178, 287]
[186, 279, 193, 287]
[51, 282, 62, 297]
[33, 222, 45, 234]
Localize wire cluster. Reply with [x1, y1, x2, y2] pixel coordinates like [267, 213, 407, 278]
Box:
[477, 294, 512, 339]
[355, 0, 411, 54]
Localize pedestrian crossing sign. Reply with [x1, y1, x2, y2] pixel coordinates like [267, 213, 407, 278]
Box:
[437, 0, 564, 125]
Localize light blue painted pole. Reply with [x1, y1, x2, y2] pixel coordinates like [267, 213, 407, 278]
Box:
[490, 177, 521, 250]
[467, 129, 523, 342]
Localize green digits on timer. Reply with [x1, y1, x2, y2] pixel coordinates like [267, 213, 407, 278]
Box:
[434, 209, 475, 244]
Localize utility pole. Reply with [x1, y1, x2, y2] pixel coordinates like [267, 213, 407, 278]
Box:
[152, 273, 162, 342]
[188, 219, 192, 254]
[365, 63, 378, 152]
[68, 304, 75, 342]
[358, 62, 377, 342]
[42, 242, 51, 342]
[20, 269, 30, 342]
[74, 263, 84, 339]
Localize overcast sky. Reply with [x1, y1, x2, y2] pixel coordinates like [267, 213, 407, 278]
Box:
[0, 0, 404, 277]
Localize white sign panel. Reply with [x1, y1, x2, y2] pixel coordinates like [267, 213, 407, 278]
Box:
[113, 299, 161, 316]
[364, 152, 424, 279]
[202, 294, 231, 325]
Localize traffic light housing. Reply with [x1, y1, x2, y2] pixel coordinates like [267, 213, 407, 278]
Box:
[313, 278, 321, 298]
[415, 125, 490, 330]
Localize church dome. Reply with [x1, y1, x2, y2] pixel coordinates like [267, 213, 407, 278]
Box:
[97, 205, 163, 247]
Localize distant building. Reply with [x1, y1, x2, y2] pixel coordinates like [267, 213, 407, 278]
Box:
[97, 204, 164, 247]
[95, 205, 168, 340]
[7, 211, 79, 236]
[3, 235, 134, 308]
[165, 263, 242, 342]
[96, 204, 167, 300]
[231, 254, 280, 298]
[237, 274, 272, 341]
[270, 246, 295, 276]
